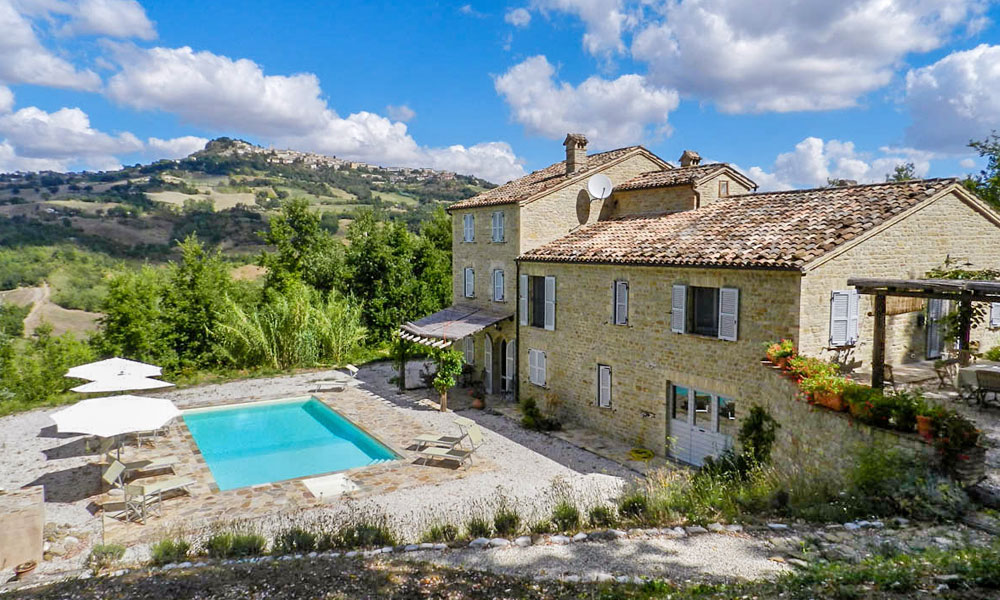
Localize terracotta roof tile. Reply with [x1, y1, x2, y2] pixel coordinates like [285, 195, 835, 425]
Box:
[448, 146, 646, 211]
[616, 164, 729, 190]
[520, 178, 959, 270]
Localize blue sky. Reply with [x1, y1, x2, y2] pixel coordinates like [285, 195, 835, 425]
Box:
[1, 0, 999, 189]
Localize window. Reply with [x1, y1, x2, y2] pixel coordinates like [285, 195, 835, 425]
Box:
[693, 390, 712, 426]
[718, 180, 729, 197]
[491, 211, 505, 242]
[526, 275, 555, 330]
[718, 397, 737, 437]
[672, 384, 739, 439]
[597, 364, 612, 408]
[990, 302, 1000, 329]
[528, 349, 546, 386]
[492, 269, 504, 302]
[463, 267, 474, 298]
[672, 284, 739, 340]
[463, 214, 474, 242]
[671, 385, 689, 421]
[829, 290, 860, 347]
[463, 337, 475, 365]
[613, 280, 629, 325]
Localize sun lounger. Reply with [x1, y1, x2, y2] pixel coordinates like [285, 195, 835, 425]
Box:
[412, 416, 478, 449]
[106, 453, 177, 476]
[312, 380, 347, 393]
[417, 422, 484, 468]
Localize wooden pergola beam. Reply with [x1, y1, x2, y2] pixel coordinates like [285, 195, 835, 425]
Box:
[872, 292, 886, 389]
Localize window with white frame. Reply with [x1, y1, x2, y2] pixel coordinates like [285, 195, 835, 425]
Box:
[718, 180, 729, 198]
[492, 269, 505, 302]
[829, 289, 860, 347]
[463, 267, 474, 298]
[463, 214, 474, 242]
[670, 284, 739, 341]
[528, 349, 546, 386]
[491, 211, 505, 242]
[991, 302, 1000, 329]
[597, 364, 612, 408]
[613, 280, 629, 325]
[463, 337, 475, 365]
[523, 275, 556, 330]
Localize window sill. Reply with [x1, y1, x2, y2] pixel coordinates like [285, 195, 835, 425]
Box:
[530, 382, 548, 389]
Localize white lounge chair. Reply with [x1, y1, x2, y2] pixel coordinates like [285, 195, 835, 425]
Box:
[417, 423, 484, 469]
[121, 477, 196, 523]
[106, 452, 177, 476]
[412, 416, 476, 449]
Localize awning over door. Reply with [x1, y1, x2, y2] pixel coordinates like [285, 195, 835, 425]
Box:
[399, 304, 513, 349]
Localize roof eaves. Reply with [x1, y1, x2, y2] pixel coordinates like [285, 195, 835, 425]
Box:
[516, 147, 649, 208]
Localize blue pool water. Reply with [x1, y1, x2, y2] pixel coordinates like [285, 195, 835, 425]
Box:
[183, 398, 396, 490]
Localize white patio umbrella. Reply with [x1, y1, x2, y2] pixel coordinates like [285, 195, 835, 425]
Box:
[66, 357, 162, 381]
[70, 376, 175, 394]
[50, 395, 181, 439]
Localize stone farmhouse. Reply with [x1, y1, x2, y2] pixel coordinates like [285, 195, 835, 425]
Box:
[401, 134, 1000, 469]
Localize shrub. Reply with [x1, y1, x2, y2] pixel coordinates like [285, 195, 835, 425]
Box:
[519, 397, 561, 431]
[272, 527, 317, 554]
[88, 543, 126, 573]
[493, 506, 522, 537]
[849, 445, 970, 521]
[984, 345, 1000, 362]
[550, 500, 581, 531]
[464, 515, 492, 539]
[336, 521, 396, 549]
[150, 539, 190, 565]
[529, 520, 553, 534]
[617, 492, 650, 522]
[419, 523, 459, 543]
[228, 533, 266, 557]
[204, 532, 235, 559]
[587, 505, 617, 528]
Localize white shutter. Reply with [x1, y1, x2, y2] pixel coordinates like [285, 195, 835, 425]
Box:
[505, 340, 515, 392]
[529, 349, 545, 386]
[597, 365, 611, 408]
[498, 211, 505, 242]
[463, 214, 474, 242]
[492, 211, 504, 242]
[464, 268, 474, 298]
[493, 270, 504, 301]
[829, 291, 850, 347]
[671, 284, 687, 333]
[991, 302, 1000, 329]
[464, 337, 475, 365]
[718, 287, 739, 341]
[528, 349, 536, 385]
[538, 350, 546, 386]
[484, 336, 493, 392]
[544, 276, 556, 331]
[519, 274, 528, 325]
[614, 281, 629, 325]
[847, 290, 860, 344]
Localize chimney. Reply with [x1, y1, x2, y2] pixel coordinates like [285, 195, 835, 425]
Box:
[563, 133, 589, 174]
[679, 150, 701, 167]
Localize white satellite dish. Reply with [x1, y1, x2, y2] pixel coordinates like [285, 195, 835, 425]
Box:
[587, 174, 613, 201]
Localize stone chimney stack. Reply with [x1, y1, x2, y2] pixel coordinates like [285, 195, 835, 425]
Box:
[564, 133, 589, 174]
[679, 150, 701, 167]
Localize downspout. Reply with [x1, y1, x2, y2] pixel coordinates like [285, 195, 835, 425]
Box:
[515, 257, 520, 405]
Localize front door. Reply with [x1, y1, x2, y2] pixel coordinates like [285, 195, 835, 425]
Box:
[484, 334, 493, 394]
[667, 384, 735, 467]
[927, 299, 947, 359]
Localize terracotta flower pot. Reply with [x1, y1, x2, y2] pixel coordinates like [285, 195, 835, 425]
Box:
[471, 397, 485, 410]
[14, 560, 36, 580]
[813, 390, 846, 412]
[916, 415, 934, 440]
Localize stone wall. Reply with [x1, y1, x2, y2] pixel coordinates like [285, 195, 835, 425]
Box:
[519, 153, 663, 252]
[608, 186, 694, 218]
[451, 205, 520, 310]
[694, 172, 754, 207]
[799, 190, 1000, 366]
[0, 487, 43, 570]
[516, 260, 802, 455]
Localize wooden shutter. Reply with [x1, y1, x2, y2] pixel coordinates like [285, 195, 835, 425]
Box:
[847, 290, 860, 344]
[463, 214, 473, 242]
[505, 340, 515, 392]
[529, 349, 545, 386]
[493, 270, 504, 301]
[544, 276, 556, 331]
[464, 337, 474, 365]
[597, 364, 611, 408]
[991, 303, 1000, 329]
[464, 268, 474, 298]
[829, 290, 850, 347]
[717, 287, 739, 341]
[538, 350, 546, 386]
[498, 211, 505, 242]
[519, 274, 528, 325]
[614, 281, 628, 325]
[671, 284, 686, 333]
[484, 336, 492, 392]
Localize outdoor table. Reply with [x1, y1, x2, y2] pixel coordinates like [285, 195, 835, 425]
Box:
[957, 361, 1000, 403]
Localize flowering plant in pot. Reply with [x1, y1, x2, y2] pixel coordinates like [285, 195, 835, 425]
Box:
[765, 339, 796, 369]
[800, 373, 849, 411]
[787, 355, 837, 382]
[916, 404, 944, 440]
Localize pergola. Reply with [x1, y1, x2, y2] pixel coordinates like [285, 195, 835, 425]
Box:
[848, 278, 1000, 389]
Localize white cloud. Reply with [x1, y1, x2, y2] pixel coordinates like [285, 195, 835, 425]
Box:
[531, 0, 630, 57]
[56, 0, 156, 40]
[494, 55, 678, 148]
[505, 7, 531, 27]
[147, 135, 208, 159]
[105, 45, 524, 182]
[0, 0, 100, 90]
[745, 137, 932, 191]
[631, 0, 987, 113]
[459, 4, 486, 17]
[905, 44, 1000, 152]
[960, 158, 977, 169]
[385, 104, 416, 122]
[0, 86, 12, 113]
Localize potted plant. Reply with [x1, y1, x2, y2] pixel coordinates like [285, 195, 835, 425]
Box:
[787, 355, 837, 382]
[800, 373, 849, 411]
[765, 339, 797, 369]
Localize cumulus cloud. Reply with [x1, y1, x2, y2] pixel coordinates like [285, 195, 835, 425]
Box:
[494, 55, 678, 148]
[744, 137, 932, 191]
[0, 86, 12, 113]
[505, 7, 531, 27]
[629, 0, 987, 113]
[385, 104, 416, 122]
[55, 0, 156, 39]
[105, 44, 523, 182]
[146, 135, 208, 159]
[905, 44, 1000, 152]
[531, 0, 631, 57]
[0, 0, 100, 90]
[960, 158, 977, 169]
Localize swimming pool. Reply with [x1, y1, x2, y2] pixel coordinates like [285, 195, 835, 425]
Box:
[183, 397, 397, 490]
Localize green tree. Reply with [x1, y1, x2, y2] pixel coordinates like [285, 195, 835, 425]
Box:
[431, 348, 464, 412]
[885, 162, 916, 182]
[965, 131, 1000, 209]
[92, 266, 172, 364]
[258, 198, 342, 291]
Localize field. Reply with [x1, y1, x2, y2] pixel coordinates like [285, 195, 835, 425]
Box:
[0, 285, 101, 336]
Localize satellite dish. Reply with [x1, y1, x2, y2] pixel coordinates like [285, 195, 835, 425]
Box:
[587, 174, 613, 201]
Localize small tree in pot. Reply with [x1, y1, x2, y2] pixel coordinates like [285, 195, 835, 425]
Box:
[432, 348, 464, 412]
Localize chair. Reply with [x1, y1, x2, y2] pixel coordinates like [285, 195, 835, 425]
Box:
[417, 423, 484, 469]
[106, 453, 177, 477]
[412, 416, 476, 450]
[975, 370, 1000, 408]
[935, 358, 960, 390]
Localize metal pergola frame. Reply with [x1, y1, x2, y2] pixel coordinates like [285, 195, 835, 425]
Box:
[848, 278, 1000, 389]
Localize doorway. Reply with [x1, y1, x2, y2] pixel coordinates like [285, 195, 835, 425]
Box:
[926, 298, 947, 359]
[667, 383, 735, 466]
